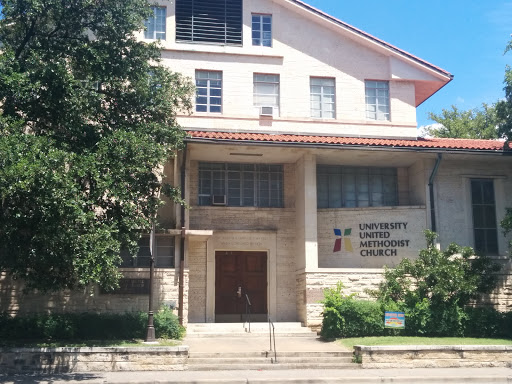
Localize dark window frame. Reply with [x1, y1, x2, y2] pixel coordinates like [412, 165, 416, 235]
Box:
[252, 13, 272, 47]
[144, 6, 166, 40]
[317, 165, 398, 208]
[470, 179, 499, 255]
[365, 80, 390, 121]
[120, 236, 175, 268]
[198, 162, 284, 208]
[195, 70, 222, 113]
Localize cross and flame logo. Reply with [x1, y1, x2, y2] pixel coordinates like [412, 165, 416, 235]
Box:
[333, 228, 353, 253]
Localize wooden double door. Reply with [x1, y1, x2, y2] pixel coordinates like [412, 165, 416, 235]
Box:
[215, 251, 268, 322]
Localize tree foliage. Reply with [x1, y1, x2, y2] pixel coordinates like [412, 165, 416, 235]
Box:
[0, 0, 194, 291]
[496, 41, 512, 140]
[425, 104, 500, 139]
[373, 231, 501, 336]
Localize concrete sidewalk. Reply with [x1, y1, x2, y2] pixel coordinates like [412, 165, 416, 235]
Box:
[183, 334, 348, 353]
[2, 367, 512, 384]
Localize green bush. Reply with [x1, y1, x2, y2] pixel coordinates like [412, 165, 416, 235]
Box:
[372, 231, 502, 337]
[321, 282, 395, 339]
[154, 306, 185, 339]
[0, 308, 183, 341]
[320, 232, 512, 339]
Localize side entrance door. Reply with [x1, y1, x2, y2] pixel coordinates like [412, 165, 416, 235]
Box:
[215, 251, 267, 322]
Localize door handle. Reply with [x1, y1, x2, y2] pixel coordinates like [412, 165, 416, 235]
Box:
[237, 286, 242, 298]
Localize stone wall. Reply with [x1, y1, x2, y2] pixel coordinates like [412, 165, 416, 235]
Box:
[0, 269, 184, 318]
[300, 269, 385, 327]
[188, 239, 207, 323]
[354, 345, 512, 369]
[0, 346, 188, 373]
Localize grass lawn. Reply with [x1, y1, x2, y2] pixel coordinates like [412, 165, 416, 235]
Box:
[0, 339, 181, 348]
[338, 336, 512, 349]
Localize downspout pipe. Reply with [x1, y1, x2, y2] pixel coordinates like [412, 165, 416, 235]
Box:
[428, 153, 442, 233]
[178, 143, 187, 326]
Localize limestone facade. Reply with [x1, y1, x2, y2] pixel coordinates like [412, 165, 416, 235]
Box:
[1, 0, 512, 329]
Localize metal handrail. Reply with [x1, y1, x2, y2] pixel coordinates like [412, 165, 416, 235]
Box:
[244, 293, 251, 333]
[268, 316, 277, 363]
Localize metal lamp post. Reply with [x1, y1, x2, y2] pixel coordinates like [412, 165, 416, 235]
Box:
[145, 223, 156, 342]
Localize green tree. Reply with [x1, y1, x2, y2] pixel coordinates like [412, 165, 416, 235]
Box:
[0, 0, 194, 291]
[425, 104, 500, 139]
[496, 40, 512, 140]
[374, 231, 500, 336]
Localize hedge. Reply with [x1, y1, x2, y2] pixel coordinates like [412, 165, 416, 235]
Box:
[0, 306, 184, 341]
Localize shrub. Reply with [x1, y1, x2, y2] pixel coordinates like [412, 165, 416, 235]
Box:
[320, 282, 390, 339]
[465, 307, 504, 338]
[372, 230, 501, 337]
[0, 309, 183, 342]
[154, 306, 185, 339]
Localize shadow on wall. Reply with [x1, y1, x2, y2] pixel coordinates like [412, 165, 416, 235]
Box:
[0, 269, 179, 316]
[475, 259, 512, 312]
[0, 350, 82, 374]
[1, 372, 102, 381]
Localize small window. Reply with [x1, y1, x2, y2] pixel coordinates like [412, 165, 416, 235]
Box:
[471, 179, 498, 255]
[144, 7, 166, 40]
[253, 74, 279, 108]
[252, 14, 272, 47]
[310, 77, 335, 118]
[317, 166, 398, 208]
[365, 80, 390, 121]
[121, 236, 175, 268]
[198, 162, 284, 208]
[196, 71, 222, 113]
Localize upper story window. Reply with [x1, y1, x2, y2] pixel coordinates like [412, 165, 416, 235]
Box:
[144, 7, 166, 40]
[198, 163, 284, 208]
[253, 73, 279, 110]
[317, 165, 398, 208]
[196, 71, 222, 113]
[121, 236, 175, 268]
[471, 179, 498, 255]
[252, 14, 272, 47]
[176, 0, 242, 46]
[365, 80, 390, 121]
[310, 77, 335, 118]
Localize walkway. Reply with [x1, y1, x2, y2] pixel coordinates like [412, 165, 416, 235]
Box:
[3, 367, 512, 383]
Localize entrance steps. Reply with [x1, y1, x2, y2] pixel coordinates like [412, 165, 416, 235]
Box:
[186, 322, 316, 338]
[187, 351, 356, 371]
[184, 322, 357, 371]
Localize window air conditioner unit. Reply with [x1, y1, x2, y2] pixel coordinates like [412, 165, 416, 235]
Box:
[260, 106, 274, 116]
[212, 195, 227, 206]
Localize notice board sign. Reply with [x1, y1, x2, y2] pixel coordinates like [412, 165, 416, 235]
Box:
[384, 311, 405, 329]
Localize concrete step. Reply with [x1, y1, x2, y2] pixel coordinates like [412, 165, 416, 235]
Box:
[185, 332, 316, 338]
[187, 362, 359, 371]
[188, 357, 353, 365]
[189, 351, 352, 358]
[187, 322, 314, 333]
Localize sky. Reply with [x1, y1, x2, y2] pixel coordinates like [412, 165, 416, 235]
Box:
[305, 0, 512, 128]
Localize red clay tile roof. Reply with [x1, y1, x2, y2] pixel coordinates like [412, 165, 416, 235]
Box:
[186, 131, 512, 152]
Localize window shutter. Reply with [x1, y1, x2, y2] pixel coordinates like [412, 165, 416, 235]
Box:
[176, 0, 243, 45]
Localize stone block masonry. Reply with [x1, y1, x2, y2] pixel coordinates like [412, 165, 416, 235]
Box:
[0, 346, 188, 373]
[354, 345, 512, 369]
